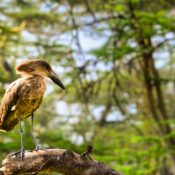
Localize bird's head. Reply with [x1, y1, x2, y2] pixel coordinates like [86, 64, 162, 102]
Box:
[16, 60, 65, 89]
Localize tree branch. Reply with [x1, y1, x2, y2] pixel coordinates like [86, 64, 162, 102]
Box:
[0, 148, 122, 175]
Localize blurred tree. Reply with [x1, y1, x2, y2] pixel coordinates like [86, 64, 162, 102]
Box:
[0, 0, 175, 174]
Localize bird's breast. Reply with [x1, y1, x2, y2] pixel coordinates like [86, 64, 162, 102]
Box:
[16, 77, 46, 118]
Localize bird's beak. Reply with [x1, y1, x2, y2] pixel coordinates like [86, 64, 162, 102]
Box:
[49, 71, 65, 90]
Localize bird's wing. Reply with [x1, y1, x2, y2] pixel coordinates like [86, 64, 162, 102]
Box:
[0, 80, 20, 126]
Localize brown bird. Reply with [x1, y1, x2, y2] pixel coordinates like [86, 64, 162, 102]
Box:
[0, 60, 65, 159]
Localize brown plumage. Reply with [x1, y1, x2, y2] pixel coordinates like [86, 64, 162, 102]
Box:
[0, 60, 65, 132]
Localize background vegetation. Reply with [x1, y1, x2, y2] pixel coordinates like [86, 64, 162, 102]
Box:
[0, 0, 175, 174]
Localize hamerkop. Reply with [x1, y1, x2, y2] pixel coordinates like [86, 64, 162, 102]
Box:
[0, 60, 65, 159]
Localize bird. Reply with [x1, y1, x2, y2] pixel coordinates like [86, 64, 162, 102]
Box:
[0, 59, 65, 159]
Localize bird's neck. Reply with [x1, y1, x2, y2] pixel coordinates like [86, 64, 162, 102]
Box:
[23, 74, 46, 90]
[21, 74, 46, 85]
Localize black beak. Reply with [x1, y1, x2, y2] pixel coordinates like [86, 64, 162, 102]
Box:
[49, 71, 65, 90]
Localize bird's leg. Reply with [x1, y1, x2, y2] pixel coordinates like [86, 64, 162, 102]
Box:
[8, 118, 25, 160]
[31, 113, 39, 150]
[19, 119, 25, 160]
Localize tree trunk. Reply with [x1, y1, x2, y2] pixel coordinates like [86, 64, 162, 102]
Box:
[0, 148, 122, 175]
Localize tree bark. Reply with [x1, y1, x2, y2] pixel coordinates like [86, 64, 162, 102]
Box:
[0, 148, 122, 175]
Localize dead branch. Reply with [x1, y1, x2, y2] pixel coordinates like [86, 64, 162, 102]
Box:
[0, 148, 123, 175]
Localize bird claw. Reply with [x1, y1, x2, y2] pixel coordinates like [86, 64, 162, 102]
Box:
[34, 146, 47, 151]
[34, 146, 40, 151]
[7, 149, 25, 160]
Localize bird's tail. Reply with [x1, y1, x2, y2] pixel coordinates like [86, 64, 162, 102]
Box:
[0, 105, 7, 132]
[0, 104, 4, 131]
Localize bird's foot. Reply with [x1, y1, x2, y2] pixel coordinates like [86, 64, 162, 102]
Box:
[80, 144, 93, 161]
[34, 146, 47, 151]
[7, 149, 25, 160]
